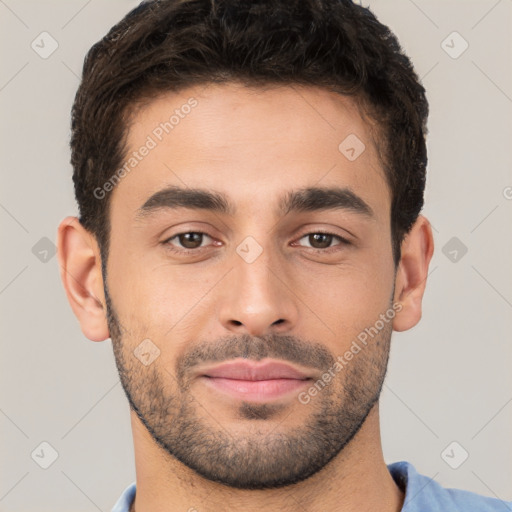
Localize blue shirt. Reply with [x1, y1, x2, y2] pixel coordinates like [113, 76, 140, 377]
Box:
[111, 460, 512, 511]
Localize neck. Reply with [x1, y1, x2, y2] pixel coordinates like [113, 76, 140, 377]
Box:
[129, 402, 404, 512]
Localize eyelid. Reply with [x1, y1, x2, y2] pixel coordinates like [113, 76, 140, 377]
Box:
[294, 227, 352, 244]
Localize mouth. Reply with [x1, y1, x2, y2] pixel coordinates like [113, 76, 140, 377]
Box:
[198, 359, 314, 402]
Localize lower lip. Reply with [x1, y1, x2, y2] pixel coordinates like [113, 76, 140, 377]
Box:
[200, 376, 311, 402]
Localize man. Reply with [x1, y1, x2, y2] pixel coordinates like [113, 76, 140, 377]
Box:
[57, 0, 510, 510]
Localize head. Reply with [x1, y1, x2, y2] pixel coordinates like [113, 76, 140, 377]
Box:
[59, 0, 433, 490]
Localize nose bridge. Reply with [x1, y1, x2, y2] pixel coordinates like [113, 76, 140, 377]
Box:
[218, 234, 298, 336]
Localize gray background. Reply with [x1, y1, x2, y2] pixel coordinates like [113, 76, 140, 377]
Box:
[1, 0, 511, 510]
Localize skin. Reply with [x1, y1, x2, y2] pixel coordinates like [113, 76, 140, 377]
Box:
[57, 82, 434, 512]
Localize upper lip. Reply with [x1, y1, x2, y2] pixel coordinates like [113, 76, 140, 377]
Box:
[200, 359, 313, 381]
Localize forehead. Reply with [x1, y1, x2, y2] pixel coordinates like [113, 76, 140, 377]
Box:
[111, 82, 389, 218]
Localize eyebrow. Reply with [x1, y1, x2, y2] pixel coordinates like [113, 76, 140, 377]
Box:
[135, 185, 374, 221]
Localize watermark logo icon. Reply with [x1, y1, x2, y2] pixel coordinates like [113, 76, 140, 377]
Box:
[134, 338, 161, 366]
[338, 134, 366, 161]
[441, 31, 469, 59]
[441, 441, 469, 469]
[442, 236, 468, 263]
[32, 237, 57, 263]
[31, 31, 59, 59]
[31, 441, 59, 469]
[236, 236, 263, 264]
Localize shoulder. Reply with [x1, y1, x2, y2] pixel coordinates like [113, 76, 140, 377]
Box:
[387, 461, 512, 512]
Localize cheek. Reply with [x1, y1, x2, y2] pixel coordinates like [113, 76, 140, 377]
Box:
[292, 259, 395, 339]
[121, 264, 215, 336]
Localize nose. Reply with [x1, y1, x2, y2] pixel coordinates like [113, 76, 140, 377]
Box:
[218, 248, 299, 337]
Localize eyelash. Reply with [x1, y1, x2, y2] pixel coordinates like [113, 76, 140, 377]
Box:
[161, 230, 351, 255]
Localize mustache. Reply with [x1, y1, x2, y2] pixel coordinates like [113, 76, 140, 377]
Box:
[175, 333, 335, 385]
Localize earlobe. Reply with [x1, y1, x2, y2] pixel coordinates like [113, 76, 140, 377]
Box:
[392, 215, 435, 332]
[57, 216, 110, 342]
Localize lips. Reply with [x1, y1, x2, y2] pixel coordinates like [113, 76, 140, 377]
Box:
[201, 360, 312, 381]
[197, 359, 314, 402]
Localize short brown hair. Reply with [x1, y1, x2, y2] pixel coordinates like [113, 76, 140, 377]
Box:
[70, 0, 429, 268]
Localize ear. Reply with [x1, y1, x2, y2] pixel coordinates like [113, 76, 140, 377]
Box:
[57, 216, 109, 342]
[392, 215, 435, 332]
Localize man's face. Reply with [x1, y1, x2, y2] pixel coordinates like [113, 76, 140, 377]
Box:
[104, 82, 397, 489]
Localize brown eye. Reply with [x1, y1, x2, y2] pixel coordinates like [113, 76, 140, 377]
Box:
[308, 233, 333, 249]
[165, 232, 212, 251]
[296, 232, 346, 250]
[178, 232, 204, 248]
